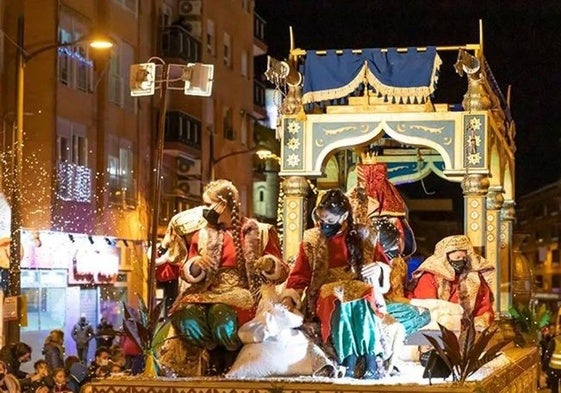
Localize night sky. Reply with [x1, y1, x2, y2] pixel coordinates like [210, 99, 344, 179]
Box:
[255, 0, 561, 198]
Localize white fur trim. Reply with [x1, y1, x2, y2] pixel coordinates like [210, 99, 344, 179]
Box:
[182, 257, 206, 283]
[260, 255, 284, 281]
[155, 250, 172, 266]
[280, 288, 302, 310]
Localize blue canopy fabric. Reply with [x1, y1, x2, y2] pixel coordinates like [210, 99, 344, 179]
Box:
[301, 47, 442, 105]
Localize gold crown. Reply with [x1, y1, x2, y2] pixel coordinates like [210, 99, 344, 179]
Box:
[360, 151, 378, 164]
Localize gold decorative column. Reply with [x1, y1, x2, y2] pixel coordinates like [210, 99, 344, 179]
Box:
[500, 199, 516, 313]
[282, 176, 310, 262]
[461, 173, 489, 253]
[486, 185, 504, 315]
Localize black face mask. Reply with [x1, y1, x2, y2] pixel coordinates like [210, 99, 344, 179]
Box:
[202, 208, 220, 226]
[449, 258, 468, 275]
[320, 222, 342, 238]
[0, 373, 5, 380]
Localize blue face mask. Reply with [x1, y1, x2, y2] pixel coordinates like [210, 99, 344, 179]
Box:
[320, 222, 342, 238]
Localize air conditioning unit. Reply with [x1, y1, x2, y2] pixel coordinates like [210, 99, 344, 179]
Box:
[176, 179, 201, 196]
[176, 157, 201, 177]
[178, 0, 201, 16]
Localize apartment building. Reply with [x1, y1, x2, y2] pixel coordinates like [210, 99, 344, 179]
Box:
[0, 0, 270, 361]
[516, 179, 561, 311]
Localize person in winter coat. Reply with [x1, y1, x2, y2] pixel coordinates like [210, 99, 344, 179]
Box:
[43, 329, 65, 372]
[0, 360, 20, 393]
[0, 342, 35, 387]
[71, 315, 94, 364]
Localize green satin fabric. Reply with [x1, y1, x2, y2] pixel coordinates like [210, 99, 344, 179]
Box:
[171, 303, 242, 351]
[330, 299, 382, 362]
[386, 301, 431, 335]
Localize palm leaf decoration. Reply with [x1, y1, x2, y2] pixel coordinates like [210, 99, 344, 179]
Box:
[423, 319, 510, 383]
[122, 296, 169, 376]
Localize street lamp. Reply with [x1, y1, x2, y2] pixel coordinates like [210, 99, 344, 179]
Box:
[129, 58, 214, 315]
[4, 16, 113, 341]
[210, 143, 274, 181]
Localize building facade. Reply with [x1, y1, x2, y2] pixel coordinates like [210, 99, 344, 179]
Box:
[0, 0, 271, 362]
[516, 179, 561, 311]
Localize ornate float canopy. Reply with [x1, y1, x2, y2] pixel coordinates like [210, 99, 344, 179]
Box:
[267, 23, 517, 319]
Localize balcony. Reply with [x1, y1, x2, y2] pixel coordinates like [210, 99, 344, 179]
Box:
[159, 194, 200, 226]
[252, 79, 267, 120]
[253, 13, 267, 56]
[159, 25, 201, 63]
[164, 111, 202, 158]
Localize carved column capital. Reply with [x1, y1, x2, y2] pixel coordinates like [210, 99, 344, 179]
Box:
[461, 173, 490, 196]
[501, 199, 516, 222]
[283, 176, 310, 197]
[486, 185, 505, 210]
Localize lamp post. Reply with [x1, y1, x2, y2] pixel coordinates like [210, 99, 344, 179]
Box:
[129, 59, 214, 316]
[210, 141, 273, 181]
[5, 16, 113, 342]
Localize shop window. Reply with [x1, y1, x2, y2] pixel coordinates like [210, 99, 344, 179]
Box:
[21, 269, 67, 332]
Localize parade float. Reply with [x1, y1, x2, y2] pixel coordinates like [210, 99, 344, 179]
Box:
[85, 23, 538, 393]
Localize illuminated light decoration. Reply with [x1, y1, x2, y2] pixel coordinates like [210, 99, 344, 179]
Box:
[56, 162, 92, 202]
[57, 46, 94, 67]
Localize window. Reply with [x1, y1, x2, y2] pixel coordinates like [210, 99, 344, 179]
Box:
[241, 49, 248, 78]
[223, 32, 232, 67]
[112, 0, 138, 15]
[161, 3, 172, 27]
[56, 117, 91, 202]
[107, 135, 137, 207]
[223, 106, 234, 140]
[108, 41, 136, 112]
[57, 10, 94, 92]
[206, 19, 215, 55]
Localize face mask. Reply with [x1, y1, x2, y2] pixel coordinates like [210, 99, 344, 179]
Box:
[99, 359, 109, 366]
[202, 208, 220, 226]
[449, 258, 467, 275]
[0, 373, 5, 379]
[320, 222, 342, 238]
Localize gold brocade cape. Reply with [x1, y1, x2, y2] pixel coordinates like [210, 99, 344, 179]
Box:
[172, 219, 285, 313]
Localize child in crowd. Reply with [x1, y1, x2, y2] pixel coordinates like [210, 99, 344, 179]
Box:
[52, 368, 71, 393]
[24, 360, 52, 393]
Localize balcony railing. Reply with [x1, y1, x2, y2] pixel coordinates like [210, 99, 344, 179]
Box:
[159, 25, 201, 63]
[165, 111, 202, 151]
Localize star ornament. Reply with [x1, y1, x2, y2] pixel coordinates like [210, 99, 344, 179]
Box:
[287, 120, 300, 135]
[287, 154, 301, 167]
[286, 137, 301, 151]
[469, 117, 482, 130]
[467, 153, 482, 165]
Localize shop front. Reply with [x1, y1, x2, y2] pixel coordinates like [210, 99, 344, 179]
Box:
[18, 229, 133, 369]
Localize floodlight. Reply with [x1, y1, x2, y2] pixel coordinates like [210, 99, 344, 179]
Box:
[130, 63, 156, 96]
[183, 63, 214, 97]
